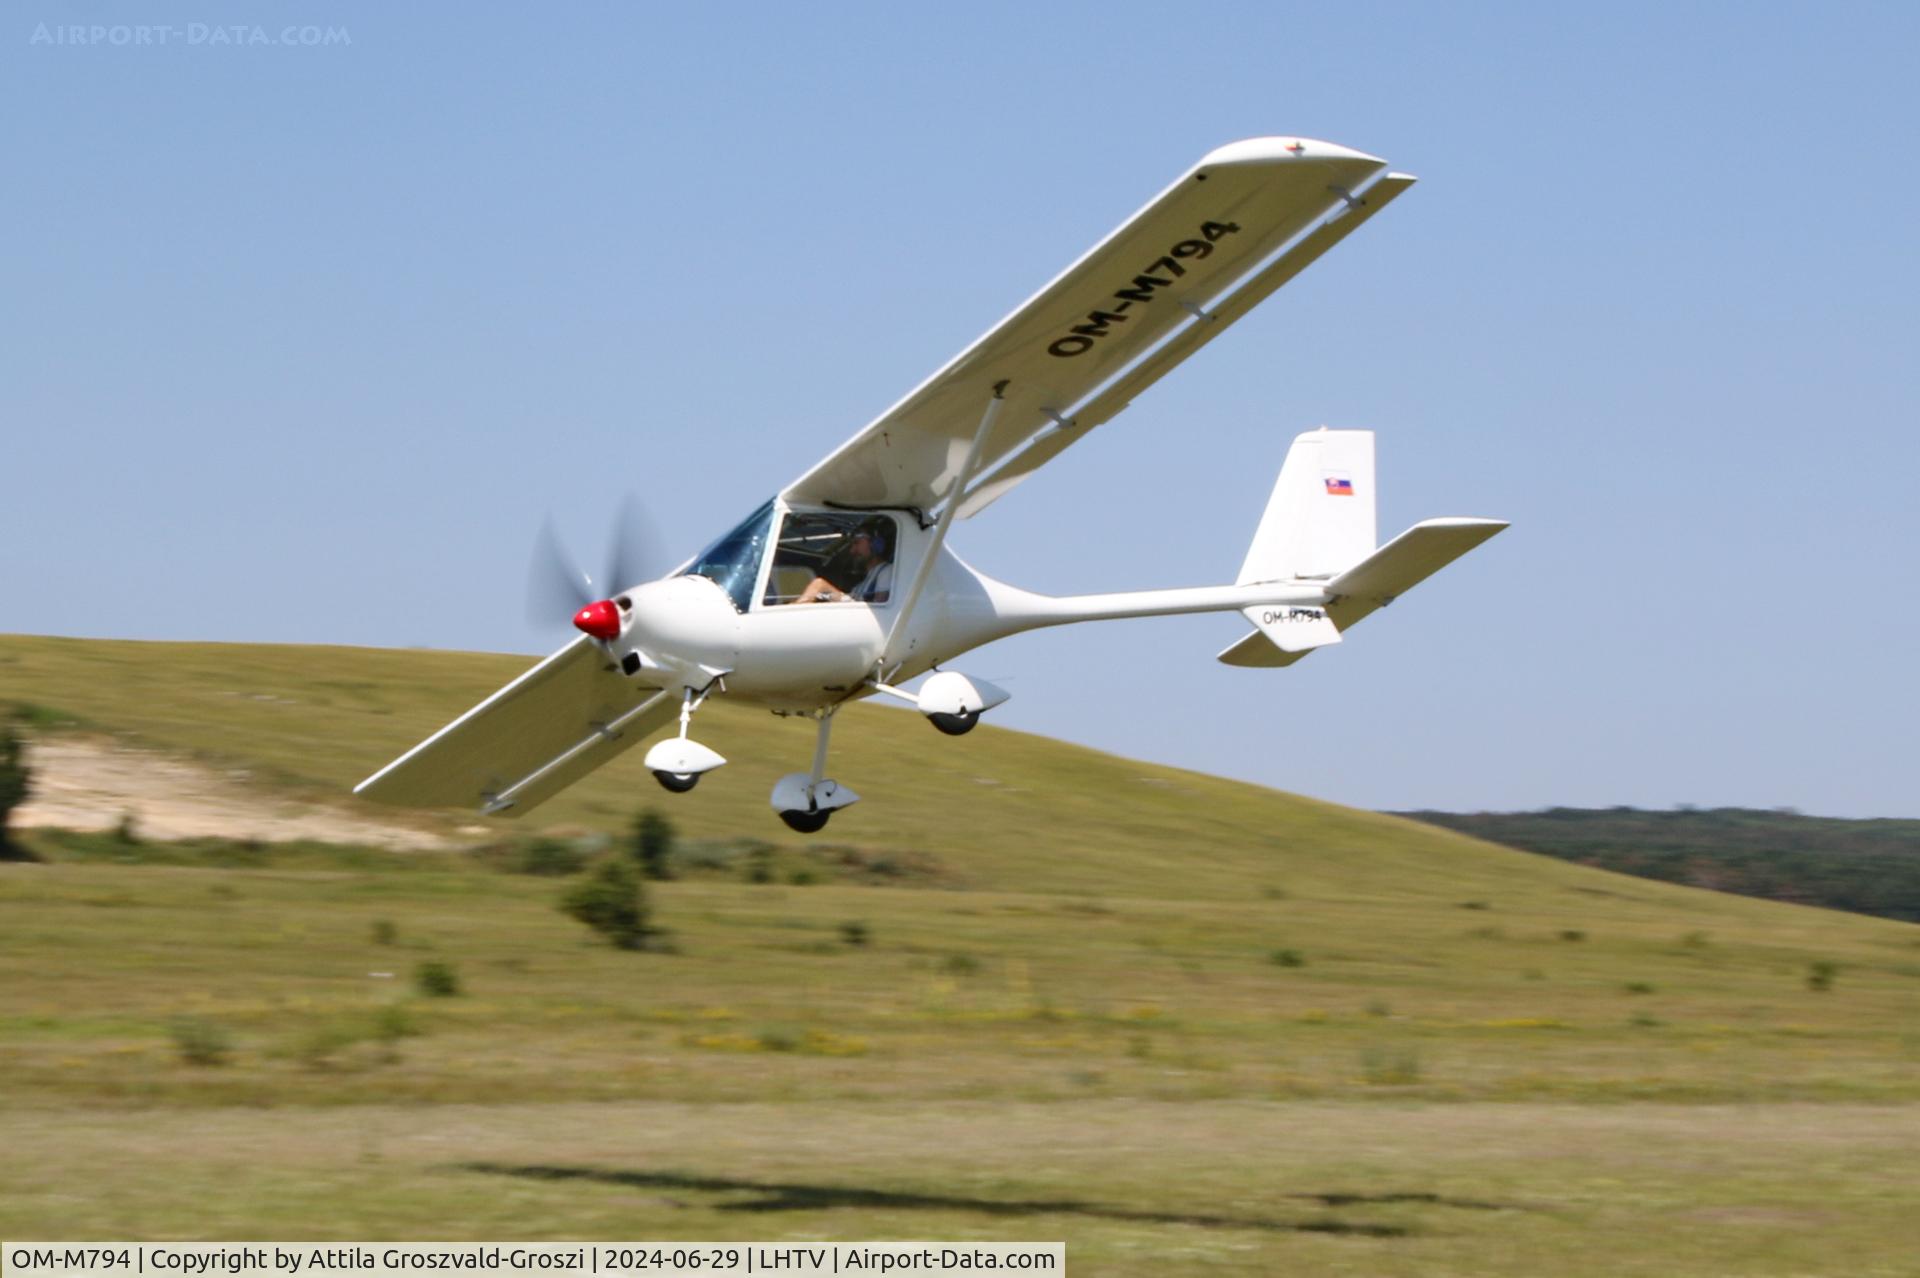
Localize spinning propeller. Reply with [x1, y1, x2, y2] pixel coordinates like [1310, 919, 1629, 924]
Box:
[527, 495, 660, 640]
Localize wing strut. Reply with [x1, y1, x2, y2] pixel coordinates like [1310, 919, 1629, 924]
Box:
[879, 381, 1009, 669]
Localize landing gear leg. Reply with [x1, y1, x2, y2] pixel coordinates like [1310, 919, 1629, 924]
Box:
[771, 709, 860, 833]
[646, 683, 727, 793]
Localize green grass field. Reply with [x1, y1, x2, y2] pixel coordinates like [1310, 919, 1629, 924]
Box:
[3, 636, 1917, 1274]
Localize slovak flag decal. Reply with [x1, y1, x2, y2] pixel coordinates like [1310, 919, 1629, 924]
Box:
[1324, 475, 1355, 496]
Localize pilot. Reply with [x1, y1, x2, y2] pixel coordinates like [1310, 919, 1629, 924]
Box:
[794, 517, 893, 604]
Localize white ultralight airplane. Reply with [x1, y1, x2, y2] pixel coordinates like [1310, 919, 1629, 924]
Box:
[358, 136, 1507, 832]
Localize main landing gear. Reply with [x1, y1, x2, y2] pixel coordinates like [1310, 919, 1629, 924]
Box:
[868, 670, 1009, 736]
[644, 685, 727, 793]
[769, 708, 860, 834]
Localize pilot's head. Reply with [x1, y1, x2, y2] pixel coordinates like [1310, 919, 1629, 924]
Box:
[854, 517, 891, 562]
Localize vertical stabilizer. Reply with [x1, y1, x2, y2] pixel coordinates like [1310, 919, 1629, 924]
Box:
[1236, 428, 1376, 584]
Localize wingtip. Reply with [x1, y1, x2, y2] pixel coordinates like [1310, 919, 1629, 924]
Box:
[1199, 137, 1388, 169]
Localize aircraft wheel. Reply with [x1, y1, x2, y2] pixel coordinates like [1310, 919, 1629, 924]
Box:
[928, 709, 979, 736]
[653, 770, 699, 793]
[779, 808, 831, 834]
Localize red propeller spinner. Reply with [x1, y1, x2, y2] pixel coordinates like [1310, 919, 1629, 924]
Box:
[573, 599, 622, 641]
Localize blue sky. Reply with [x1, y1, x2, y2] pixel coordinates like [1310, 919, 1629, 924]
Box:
[4, 2, 1916, 817]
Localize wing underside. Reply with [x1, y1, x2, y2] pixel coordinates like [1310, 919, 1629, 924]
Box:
[354, 637, 679, 816]
[782, 137, 1410, 518]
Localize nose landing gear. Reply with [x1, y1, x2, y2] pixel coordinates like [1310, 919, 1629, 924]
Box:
[644, 684, 726, 793]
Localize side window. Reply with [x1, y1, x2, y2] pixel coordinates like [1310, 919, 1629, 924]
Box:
[764, 512, 898, 606]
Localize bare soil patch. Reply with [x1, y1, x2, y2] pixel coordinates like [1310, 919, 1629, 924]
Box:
[14, 736, 457, 850]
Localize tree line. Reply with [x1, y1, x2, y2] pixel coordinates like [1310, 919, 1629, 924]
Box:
[1396, 806, 1920, 923]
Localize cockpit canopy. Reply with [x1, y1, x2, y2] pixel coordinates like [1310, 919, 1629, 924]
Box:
[686, 500, 899, 612]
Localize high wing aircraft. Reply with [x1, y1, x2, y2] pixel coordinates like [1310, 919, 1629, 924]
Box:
[357, 137, 1506, 833]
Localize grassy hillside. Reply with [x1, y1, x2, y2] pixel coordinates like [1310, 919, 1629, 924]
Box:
[3, 635, 1918, 1272]
[0, 633, 1695, 902]
[1400, 806, 1920, 923]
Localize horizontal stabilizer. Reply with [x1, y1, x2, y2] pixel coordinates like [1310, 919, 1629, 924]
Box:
[1217, 517, 1505, 667]
[1324, 517, 1507, 630]
[1216, 628, 1312, 668]
[355, 637, 679, 816]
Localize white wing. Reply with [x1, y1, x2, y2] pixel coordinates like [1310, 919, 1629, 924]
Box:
[783, 138, 1412, 519]
[355, 637, 679, 815]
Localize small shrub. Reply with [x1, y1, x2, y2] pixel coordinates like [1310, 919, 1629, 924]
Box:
[1558, 929, 1587, 943]
[1267, 948, 1306, 968]
[787, 868, 817, 886]
[1629, 1011, 1665, 1028]
[688, 1027, 866, 1056]
[168, 1017, 232, 1066]
[0, 723, 31, 859]
[1680, 931, 1712, 949]
[9, 702, 77, 730]
[745, 846, 775, 884]
[1359, 1044, 1423, 1085]
[518, 838, 587, 877]
[561, 856, 658, 950]
[372, 1004, 421, 1041]
[370, 1005, 420, 1062]
[414, 960, 462, 997]
[840, 920, 871, 948]
[756, 1027, 801, 1052]
[1806, 960, 1838, 992]
[1366, 1000, 1393, 1018]
[629, 808, 676, 881]
[1623, 981, 1656, 995]
[371, 918, 398, 946]
[288, 1020, 367, 1070]
[1260, 886, 1289, 900]
[941, 953, 981, 976]
[114, 811, 142, 845]
[1458, 900, 1492, 911]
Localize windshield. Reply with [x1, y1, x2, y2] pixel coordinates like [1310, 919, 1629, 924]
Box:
[686, 499, 774, 613]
